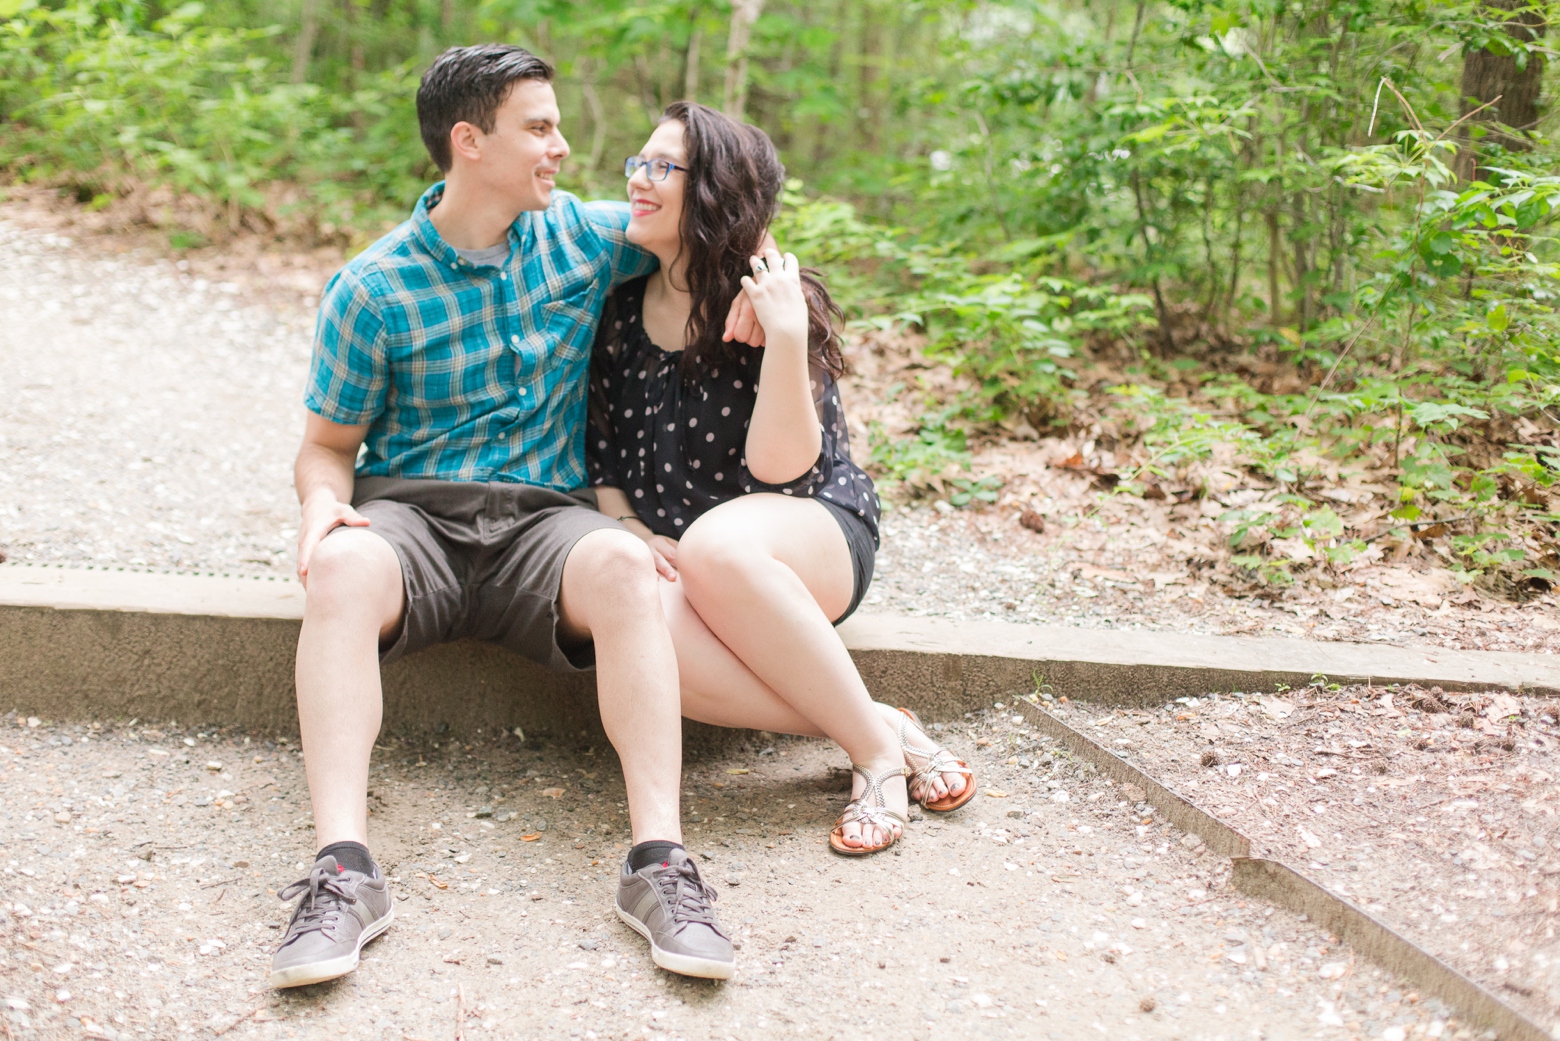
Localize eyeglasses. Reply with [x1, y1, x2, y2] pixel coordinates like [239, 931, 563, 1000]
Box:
[624, 156, 689, 182]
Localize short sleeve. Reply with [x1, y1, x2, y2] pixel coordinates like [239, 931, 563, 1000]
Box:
[304, 268, 389, 425]
[582, 200, 658, 287]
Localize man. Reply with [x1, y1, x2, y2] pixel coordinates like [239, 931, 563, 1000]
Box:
[272, 44, 752, 987]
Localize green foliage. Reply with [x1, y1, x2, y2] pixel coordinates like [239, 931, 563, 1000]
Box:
[1, 0, 429, 231]
[2, 0, 1556, 579]
[867, 408, 975, 501]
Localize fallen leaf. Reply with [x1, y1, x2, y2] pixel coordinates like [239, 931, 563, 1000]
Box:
[428, 875, 448, 890]
[975, 738, 992, 747]
[1258, 697, 1295, 721]
[541, 787, 565, 799]
[1484, 693, 1523, 722]
[726, 768, 751, 775]
[984, 788, 1010, 798]
[442, 952, 461, 964]
[520, 833, 540, 842]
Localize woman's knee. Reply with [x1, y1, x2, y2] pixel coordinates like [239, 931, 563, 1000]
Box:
[677, 516, 769, 594]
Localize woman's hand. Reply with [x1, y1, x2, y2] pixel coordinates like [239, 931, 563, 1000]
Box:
[739, 249, 808, 350]
[643, 534, 679, 581]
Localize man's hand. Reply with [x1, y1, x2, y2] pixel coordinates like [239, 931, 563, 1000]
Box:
[296, 491, 371, 585]
[722, 289, 766, 347]
[722, 229, 784, 346]
[293, 412, 372, 585]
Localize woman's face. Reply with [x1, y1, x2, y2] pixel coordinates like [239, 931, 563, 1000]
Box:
[625, 120, 687, 256]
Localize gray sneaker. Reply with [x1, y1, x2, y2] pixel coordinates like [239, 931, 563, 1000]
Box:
[269, 855, 394, 989]
[616, 848, 733, 979]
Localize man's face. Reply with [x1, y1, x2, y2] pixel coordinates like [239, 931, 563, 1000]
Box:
[458, 79, 570, 212]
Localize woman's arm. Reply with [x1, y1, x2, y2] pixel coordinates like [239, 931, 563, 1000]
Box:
[741, 249, 823, 485]
[595, 485, 679, 580]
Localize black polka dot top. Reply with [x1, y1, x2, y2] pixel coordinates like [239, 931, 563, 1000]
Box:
[586, 276, 880, 546]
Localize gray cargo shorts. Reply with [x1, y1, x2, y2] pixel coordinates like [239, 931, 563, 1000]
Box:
[331, 476, 624, 671]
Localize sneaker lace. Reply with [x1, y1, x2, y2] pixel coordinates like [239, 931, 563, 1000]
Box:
[277, 863, 360, 941]
[652, 859, 721, 932]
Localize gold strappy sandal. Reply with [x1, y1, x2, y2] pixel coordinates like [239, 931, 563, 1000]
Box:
[828, 764, 907, 857]
[895, 707, 977, 813]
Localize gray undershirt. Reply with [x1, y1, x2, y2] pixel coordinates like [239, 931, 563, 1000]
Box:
[452, 241, 512, 268]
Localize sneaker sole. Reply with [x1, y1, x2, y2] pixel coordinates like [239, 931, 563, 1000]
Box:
[269, 904, 395, 989]
[614, 903, 733, 980]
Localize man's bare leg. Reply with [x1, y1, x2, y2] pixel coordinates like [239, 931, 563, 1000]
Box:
[560, 527, 732, 978]
[294, 529, 404, 850]
[557, 527, 683, 844]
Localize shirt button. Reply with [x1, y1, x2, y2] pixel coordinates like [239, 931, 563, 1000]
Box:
[510, 335, 520, 345]
[500, 272, 508, 280]
[518, 387, 528, 396]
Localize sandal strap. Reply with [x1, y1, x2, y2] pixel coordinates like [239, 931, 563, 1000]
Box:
[837, 764, 907, 834]
[897, 713, 975, 790]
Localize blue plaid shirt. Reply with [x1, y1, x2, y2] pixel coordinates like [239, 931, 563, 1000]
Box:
[305, 183, 656, 490]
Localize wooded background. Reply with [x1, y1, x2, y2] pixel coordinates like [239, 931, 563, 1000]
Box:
[2, 0, 1558, 589]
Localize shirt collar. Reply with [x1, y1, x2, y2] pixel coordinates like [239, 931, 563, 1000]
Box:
[410, 182, 527, 271]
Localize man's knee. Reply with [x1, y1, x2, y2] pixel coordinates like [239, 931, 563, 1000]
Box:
[566, 528, 658, 602]
[306, 531, 401, 610]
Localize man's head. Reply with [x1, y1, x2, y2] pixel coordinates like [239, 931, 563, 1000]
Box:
[416, 44, 568, 211]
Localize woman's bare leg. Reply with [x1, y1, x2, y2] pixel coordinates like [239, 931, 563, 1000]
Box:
[661, 576, 825, 736]
[673, 494, 905, 848]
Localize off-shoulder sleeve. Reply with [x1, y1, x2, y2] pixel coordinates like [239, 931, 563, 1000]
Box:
[739, 361, 836, 498]
[586, 300, 626, 489]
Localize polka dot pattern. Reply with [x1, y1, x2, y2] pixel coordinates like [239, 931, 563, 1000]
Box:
[586, 276, 881, 543]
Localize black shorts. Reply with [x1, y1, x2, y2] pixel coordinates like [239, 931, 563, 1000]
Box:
[816, 497, 876, 625]
[335, 477, 624, 671]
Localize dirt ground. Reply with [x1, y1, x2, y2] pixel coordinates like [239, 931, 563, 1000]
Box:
[0, 712, 1485, 1041]
[1, 191, 1556, 658]
[1047, 684, 1560, 1033]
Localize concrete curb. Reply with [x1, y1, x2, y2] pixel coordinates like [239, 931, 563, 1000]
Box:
[1, 563, 1555, 740]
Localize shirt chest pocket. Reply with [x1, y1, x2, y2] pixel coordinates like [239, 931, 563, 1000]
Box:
[537, 277, 601, 361]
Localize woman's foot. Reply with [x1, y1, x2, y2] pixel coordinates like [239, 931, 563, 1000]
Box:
[830, 762, 908, 856]
[874, 703, 972, 807]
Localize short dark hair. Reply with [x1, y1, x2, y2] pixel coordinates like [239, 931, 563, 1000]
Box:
[416, 44, 554, 173]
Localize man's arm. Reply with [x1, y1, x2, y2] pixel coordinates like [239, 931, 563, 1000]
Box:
[294, 412, 373, 583]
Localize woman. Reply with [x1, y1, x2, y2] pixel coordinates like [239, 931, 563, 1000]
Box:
[588, 102, 974, 855]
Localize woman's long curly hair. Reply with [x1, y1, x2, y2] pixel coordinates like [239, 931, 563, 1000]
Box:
[660, 101, 845, 380]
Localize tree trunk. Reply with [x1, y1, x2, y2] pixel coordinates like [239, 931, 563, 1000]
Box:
[683, 22, 703, 100]
[1456, 0, 1547, 178]
[291, 0, 320, 84]
[722, 0, 766, 120]
[580, 58, 608, 176]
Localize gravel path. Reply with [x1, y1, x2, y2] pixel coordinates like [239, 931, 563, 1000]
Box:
[0, 712, 1472, 1040]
